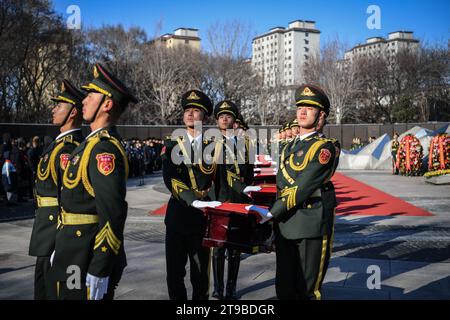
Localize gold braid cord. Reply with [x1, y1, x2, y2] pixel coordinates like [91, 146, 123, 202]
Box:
[63, 135, 129, 197]
[37, 141, 66, 184]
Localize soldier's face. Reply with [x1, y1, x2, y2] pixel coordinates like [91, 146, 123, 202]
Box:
[286, 129, 293, 138]
[184, 107, 205, 127]
[217, 114, 235, 131]
[297, 106, 320, 129]
[52, 102, 73, 126]
[82, 92, 105, 122]
[292, 126, 300, 135]
[281, 131, 286, 139]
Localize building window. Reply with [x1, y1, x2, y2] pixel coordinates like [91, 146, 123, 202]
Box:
[305, 39, 309, 45]
[305, 47, 309, 52]
[289, 41, 291, 44]
[305, 32, 309, 37]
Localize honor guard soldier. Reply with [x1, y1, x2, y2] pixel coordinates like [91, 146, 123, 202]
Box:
[249, 84, 339, 300]
[162, 90, 220, 300]
[48, 63, 138, 300]
[391, 132, 400, 175]
[290, 119, 300, 138]
[28, 79, 85, 300]
[210, 102, 256, 300]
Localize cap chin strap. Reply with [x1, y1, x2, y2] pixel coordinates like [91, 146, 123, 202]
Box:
[313, 108, 322, 132]
[90, 95, 106, 124]
[61, 105, 74, 128]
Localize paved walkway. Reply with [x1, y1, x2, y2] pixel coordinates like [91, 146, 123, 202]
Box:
[1, 170, 449, 300]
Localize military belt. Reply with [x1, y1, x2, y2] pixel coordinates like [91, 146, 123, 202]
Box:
[36, 196, 58, 208]
[61, 211, 99, 225]
[194, 188, 211, 199]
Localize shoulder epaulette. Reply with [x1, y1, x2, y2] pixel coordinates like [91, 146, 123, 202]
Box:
[98, 130, 111, 140]
[62, 135, 74, 144]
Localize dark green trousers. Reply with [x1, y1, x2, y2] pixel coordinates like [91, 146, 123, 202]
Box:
[165, 228, 211, 300]
[34, 256, 51, 300]
[274, 227, 333, 300]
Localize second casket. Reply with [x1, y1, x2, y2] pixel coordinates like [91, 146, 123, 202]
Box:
[249, 184, 277, 207]
[202, 203, 273, 254]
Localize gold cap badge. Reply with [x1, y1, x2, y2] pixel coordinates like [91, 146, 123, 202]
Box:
[301, 87, 315, 97]
[220, 101, 230, 109]
[94, 65, 99, 78]
[187, 91, 200, 100]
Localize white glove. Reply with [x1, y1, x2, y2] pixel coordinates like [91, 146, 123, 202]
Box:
[245, 205, 273, 224]
[243, 186, 262, 195]
[50, 250, 55, 267]
[86, 273, 109, 300]
[192, 200, 222, 209]
[254, 168, 262, 172]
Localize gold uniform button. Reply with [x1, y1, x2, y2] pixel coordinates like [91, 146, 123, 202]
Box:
[282, 198, 286, 202]
[285, 161, 289, 165]
[76, 230, 82, 237]
[49, 215, 54, 221]
[69, 172, 73, 177]
[296, 162, 300, 165]
[307, 204, 312, 209]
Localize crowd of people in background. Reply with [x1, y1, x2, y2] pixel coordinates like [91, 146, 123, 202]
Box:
[0, 133, 164, 205]
[123, 137, 164, 185]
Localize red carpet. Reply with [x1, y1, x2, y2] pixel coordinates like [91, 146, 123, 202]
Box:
[149, 173, 433, 217]
[151, 203, 168, 216]
[331, 172, 433, 217]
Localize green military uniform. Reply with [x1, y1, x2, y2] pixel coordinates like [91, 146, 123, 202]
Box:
[270, 84, 339, 300]
[48, 63, 137, 300]
[210, 102, 254, 300]
[28, 79, 85, 300]
[162, 90, 216, 300]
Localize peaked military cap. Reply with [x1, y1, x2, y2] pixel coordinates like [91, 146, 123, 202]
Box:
[51, 79, 86, 109]
[81, 63, 138, 106]
[214, 100, 239, 119]
[181, 90, 213, 116]
[283, 122, 291, 131]
[295, 84, 330, 116]
[290, 119, 300, 128]
[235, 113, 249, 130]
